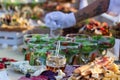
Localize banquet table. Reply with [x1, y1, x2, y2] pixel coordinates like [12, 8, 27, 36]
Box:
[0, 47, 118, 80]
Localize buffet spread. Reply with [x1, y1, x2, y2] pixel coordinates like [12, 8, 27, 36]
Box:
[0, 0, 120, 80]
[0, 18, 119, 80]
[10, 33, 119, 80]
[0, 19, 119, 80]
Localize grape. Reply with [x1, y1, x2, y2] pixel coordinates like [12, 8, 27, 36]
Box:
[40, 70, 58, 80]
[25, 73, 31, 78]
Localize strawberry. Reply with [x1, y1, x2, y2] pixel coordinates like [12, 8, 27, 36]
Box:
[100, 27, 105, 31]
[9, 59, 17, 62]
[0, 63, 5, 69]
[86, 25, 93, 30]
[2, 58, 8, 62]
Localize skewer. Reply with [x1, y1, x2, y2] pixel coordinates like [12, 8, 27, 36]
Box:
[119, 41, 120, 60]
[56, 41, 60, 56]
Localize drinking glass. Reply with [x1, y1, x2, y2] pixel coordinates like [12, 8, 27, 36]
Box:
[46, 52, 66, 72]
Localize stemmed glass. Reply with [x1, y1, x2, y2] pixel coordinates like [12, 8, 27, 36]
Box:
[49, 28, 62, 38]
[80, 40, 98, 63]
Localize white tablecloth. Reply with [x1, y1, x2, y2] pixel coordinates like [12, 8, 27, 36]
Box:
[7, 67, 24, 80]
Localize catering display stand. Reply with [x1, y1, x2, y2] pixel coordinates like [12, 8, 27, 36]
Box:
[0, 0, 48, 50]
[0, 29, 32, 49]
[0, 31, 26, 46]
